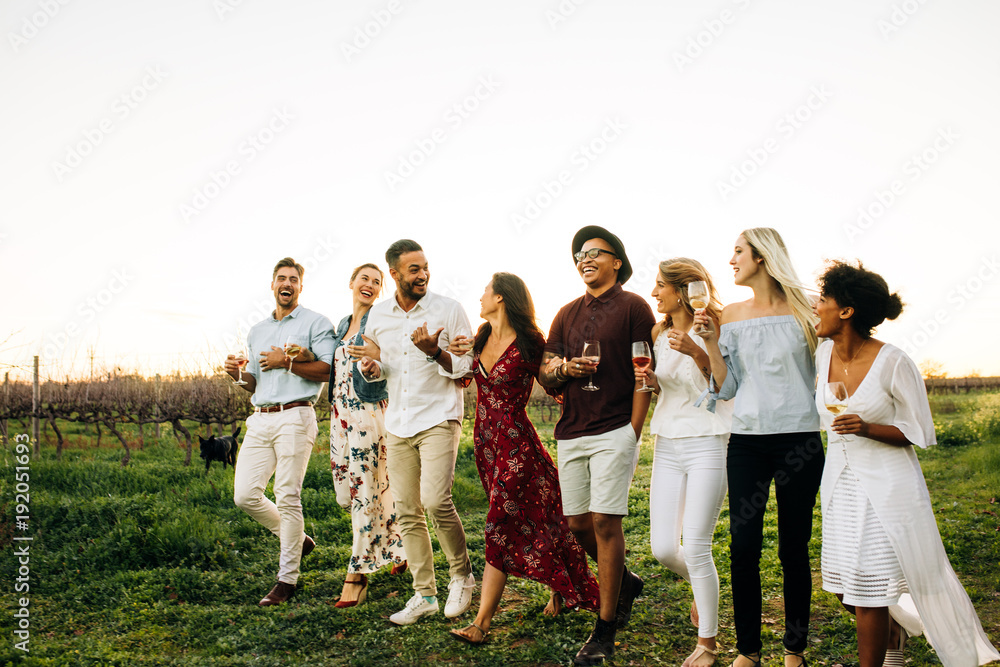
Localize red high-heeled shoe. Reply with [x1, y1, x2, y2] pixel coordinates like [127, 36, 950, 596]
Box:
[390, 560, 408, 576]
[335, 574, 367, 608]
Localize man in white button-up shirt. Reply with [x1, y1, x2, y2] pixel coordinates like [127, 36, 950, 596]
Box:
[354, 239, 475, 625]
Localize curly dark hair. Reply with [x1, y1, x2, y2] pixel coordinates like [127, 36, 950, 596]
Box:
[817, 260, 903, 339]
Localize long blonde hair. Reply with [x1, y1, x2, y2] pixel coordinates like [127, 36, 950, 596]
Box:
[657, 258, 723, 333]
[741, 228, 818, 354]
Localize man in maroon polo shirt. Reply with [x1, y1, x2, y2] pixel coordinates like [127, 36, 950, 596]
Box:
[539, 226, 655, 666]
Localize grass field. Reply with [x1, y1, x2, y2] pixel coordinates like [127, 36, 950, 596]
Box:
[1, 392, 998, 666]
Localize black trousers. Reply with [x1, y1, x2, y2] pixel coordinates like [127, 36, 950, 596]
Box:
[727, 431, 824, 655]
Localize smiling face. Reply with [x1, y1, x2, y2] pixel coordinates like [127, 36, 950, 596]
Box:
[577, 238, 621, 292]
[730, 235, 761, 286]
[651, 273, 682, 316]
[350, 268, 382, 307]
[271, 266, 302, 309]
[813, 292, 851, 338]
[390, 250, 429, 301]
[479, 281, 502, 318]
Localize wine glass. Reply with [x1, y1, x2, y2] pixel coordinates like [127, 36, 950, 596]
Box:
[824, 382, 848, 415]
[688, 281, 710, 337]
[284, 336, 304, 375]
[632, 341, 653, 393]
[233, 346, 248, 385]
[581, 340, 601, 392]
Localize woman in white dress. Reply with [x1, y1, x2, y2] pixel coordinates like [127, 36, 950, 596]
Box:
[635, 258, 733, 667]
[813, 260, 999, 667]
[328, 263, 407, 606]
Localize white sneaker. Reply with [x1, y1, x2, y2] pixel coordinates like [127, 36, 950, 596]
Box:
[444, 573, 476, 618]
[389, 593, 439, 626]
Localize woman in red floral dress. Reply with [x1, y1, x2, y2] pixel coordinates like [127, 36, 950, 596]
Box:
[448, 272, 599, 645]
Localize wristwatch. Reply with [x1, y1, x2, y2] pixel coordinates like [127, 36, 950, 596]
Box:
[426, 348, 443, 362]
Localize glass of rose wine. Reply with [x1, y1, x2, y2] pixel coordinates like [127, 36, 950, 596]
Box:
[688, 281, 710, 337]
[233, 347, 248, 385]
[284, 336, 303, 375]
[581, 340, 601, 391]
[632, 341, 653, 393]
[824, 381, 849, 415]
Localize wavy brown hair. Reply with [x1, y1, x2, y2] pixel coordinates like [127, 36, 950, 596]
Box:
[656, 258, 723, 333]
[473, 272, 545, 363]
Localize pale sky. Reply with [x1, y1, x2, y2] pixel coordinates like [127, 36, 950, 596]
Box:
[2, 0, 999, 382]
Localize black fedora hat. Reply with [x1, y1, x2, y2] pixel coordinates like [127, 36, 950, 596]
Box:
[571, 225, 633, 285]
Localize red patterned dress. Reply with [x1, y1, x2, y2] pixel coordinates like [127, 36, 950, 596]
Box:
[473, 341, 599, 611]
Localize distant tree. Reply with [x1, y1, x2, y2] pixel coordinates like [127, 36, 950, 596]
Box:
[919, 359, 948, 379]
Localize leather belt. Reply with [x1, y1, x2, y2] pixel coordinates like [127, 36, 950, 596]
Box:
[254, 401, 313, 413]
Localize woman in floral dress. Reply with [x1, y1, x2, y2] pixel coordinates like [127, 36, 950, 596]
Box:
[448, 272, 599, 645]
[328, 263, 406, 607]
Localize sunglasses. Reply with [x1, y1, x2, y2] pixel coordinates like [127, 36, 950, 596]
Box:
[574, 248, 617, 262]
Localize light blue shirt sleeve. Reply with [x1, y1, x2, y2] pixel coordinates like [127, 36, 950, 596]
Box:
[709, 316, 819, 435]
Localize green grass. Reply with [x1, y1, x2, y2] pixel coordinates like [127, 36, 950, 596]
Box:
[1, 394, 998, 666]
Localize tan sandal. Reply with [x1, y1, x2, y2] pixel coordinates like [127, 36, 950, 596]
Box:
[449, 622, 488, 645]
[683, 644, 717, 667]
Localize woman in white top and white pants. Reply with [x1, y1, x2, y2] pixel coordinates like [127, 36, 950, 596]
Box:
[636, 258, 732, 667]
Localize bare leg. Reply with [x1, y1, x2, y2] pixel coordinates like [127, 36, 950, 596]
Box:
[592, 512, 625, 623]
[452, 562, 507, 642]
[856, 606, 890, 667]
[566, 512, 599, 561]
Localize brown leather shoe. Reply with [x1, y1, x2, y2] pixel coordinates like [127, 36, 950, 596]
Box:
[301, 535, 315, 558]
[259, 581, 296, 607]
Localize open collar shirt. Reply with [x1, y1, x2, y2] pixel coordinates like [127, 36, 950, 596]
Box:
[246, 305, 335, 407]
[362, 290, 473, 438]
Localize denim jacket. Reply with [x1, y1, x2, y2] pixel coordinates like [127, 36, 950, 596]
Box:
[328, 309, 389, 404]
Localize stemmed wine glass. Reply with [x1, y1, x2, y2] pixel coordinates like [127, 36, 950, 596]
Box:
[632, 341, 653, 393]
[284, 336, 304, 375]
[581, 340, 601, 392]
[233, 345, 248, 385]
[688, 281, 710, 337]
[824, 382, 849, 415]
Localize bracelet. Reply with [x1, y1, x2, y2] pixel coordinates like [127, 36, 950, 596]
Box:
[554, 362, 568, 383]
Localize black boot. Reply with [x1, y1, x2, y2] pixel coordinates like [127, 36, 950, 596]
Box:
[615, 568, 644, 628]
[573, 617, 617, 666]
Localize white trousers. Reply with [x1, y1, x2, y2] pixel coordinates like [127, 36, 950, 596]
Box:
[234, 407, 317, 585]
[649, 433, 728, 638]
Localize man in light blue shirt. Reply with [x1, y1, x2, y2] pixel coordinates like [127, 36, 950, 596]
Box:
[224, 257, 334, 606]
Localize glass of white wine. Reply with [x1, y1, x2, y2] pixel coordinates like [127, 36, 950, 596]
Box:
[284, 336, 304, 375]
[581, 340, 601, 392]
[688, 281, 710, 337]
[824, 381, 849, 415]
